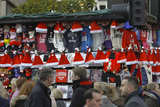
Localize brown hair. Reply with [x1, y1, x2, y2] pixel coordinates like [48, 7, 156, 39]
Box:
[94, 82, 120, 101]
[18, 81, 35, 96]
[16, 78, 27, 89]
[72, 67, 87, 79]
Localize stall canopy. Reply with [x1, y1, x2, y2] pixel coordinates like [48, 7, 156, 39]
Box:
[0, 9, 128, 24]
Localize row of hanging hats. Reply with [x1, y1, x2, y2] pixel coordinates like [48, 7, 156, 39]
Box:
[1, 47, 160, 68]
[35, 21, 104, 34]
[0, 48, 108, 68]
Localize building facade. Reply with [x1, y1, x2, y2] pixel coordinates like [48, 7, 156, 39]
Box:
[0, 0, 26, 16]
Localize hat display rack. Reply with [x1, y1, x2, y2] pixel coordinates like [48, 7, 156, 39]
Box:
[0, 10, 159, 91]
[0, 21, 159, 69]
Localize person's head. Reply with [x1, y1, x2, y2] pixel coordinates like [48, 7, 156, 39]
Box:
[16, 78, 27, 90]
[11, 78, 18, 91]
[72, 67, 87, 81]
[39, 68, 55, 87]
[84, 88, 102, 107]
[144, 82, 160, 95]
[94, 82, 120, 102]
[120, 76, 139, 97]
[51, 88, 63, 99]
[18, 81, 35, 96]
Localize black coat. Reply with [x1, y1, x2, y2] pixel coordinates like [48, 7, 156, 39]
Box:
[69, 79, 93, 107]
[0, 96, 9, 107]
[124, 91, 148, 107]
[11, 95, 27, 107]
[28, 81, 52, 107]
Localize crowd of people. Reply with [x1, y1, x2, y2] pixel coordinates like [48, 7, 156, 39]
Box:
[0, 67, 160, 107]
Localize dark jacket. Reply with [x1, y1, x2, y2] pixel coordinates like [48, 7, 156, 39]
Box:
[11, 95, 27, 107]
[28, 80, 51, 107]
[124, 91, 148, 107]
[101, 95, 117, 107]
[0, 96, 9, 107]
[69, 79, 93, 107]
[56, 100, 66, 107]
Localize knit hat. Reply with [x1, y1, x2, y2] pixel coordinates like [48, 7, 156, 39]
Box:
[3, 25, 10, 32]
[72, 49, 84, 65]
[85, 49, 95, 64]
[95, 49, 108, 63]
[15, 24, 22, 33]
[21, 52, 32, 67]
[89, 21, 102, 33]
[58, 52, 70, 67]
[10, 28, 16, 41]
[0, 52, 12, 67]
[126, 49, 138, 65]
[117, 49, 126, 63]
[36, 22, 48, 33]
[54, 23, 65, 33]
[12, 54, 21, 67]
[139, 49, 148, 64]
[71, 21, 83, 32]
[111, 21, 118, 28]
[45, 51, 59, 67]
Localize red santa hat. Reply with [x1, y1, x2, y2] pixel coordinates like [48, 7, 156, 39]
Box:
[58, 52, 70, 67]
[139, 49, 148, 64]
[71, 21, 83, 32]
[147, 49, 153, 65]
[89, 21, 102, 33]
[21, 51, 32, 67]
[126, 49, 138, 65]
[117, 49, 126, 63]
[152, 50, 157, 66]
[0, 41, 4, 47]
[36, 22, 48, 33]
[54, 23, 65, 33]
[157, 48, 160, 65]
[111, 20, 118, 28]
[95, 49, 108, 63]
[32, 51, 43, 68]
[72, 49, 84, 65]
[45, 51, 59, 67]
[85, 49, 95, 64]
[0, 52, 12, 67]
[12, 53, 21, 67]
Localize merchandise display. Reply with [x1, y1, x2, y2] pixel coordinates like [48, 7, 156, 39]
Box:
[0, 11, 159, 105]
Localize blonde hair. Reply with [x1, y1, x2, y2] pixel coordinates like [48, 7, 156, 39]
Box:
[143, 82, 159, 91]
[94, 82, 120, 101]
[18, 80, 35, 96]
[51, 88, 63, 99]
[0, 81, 9, 99]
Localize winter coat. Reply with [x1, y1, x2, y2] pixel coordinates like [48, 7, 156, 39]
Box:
[10, 95, 27, 107]
[56, 100, 66, 107]
[28, 80, 52, 107]
[0, 96, 9, 107]
[124, 91, 148, 107]
[101, 95, 117, 107]
[69, 79, 93, 107]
